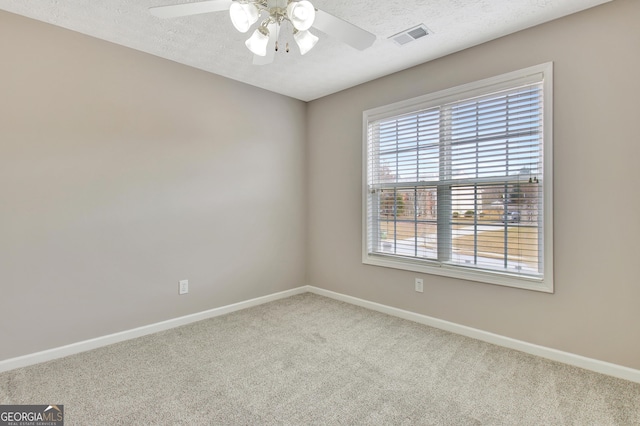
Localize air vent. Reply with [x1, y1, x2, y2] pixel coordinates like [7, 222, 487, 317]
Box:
[389, 24, 431, 46]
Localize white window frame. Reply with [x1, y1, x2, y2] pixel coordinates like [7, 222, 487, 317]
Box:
[362, 63, 554, 292]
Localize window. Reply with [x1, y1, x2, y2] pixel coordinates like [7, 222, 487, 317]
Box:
[363, 63, 553, 292]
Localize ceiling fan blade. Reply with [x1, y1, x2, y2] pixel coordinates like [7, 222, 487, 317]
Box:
[312, 9, 376, 51]
[253, 23, 277, 65]
[149, 0, 232, 19]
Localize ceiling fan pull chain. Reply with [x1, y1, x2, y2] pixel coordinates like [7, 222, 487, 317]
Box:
[275, 17, 280, 52]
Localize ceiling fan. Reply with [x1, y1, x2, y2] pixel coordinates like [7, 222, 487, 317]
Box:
[150, 0, 376, 65]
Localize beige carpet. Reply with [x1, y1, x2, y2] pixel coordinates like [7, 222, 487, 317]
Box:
[1, 293, 639, 425]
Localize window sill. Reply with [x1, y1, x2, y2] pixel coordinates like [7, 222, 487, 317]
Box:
[363, 253, 553, 293]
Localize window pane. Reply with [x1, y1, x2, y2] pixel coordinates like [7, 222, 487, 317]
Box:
[374, 109, 440, 184]
[448, 86, 542, 181]
[448, 183, 541, 276]
[375, 188, 438, 259]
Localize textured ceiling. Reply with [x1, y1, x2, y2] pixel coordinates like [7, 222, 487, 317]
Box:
[0, 0, 610, 101]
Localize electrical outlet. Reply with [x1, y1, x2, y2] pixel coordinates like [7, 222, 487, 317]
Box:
[179, 280, 189, 295]
[415, 278, 424, 293]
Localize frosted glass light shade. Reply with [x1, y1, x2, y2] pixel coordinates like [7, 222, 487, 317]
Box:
[286, 0, 315, 31]
[245, 27, 270, 56]
[294, 29, 318, 55]
[229, 2, 259, 33]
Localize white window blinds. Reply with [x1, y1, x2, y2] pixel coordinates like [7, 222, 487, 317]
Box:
[364, 64, 553, 291]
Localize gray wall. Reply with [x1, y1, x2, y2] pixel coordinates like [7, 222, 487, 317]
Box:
[0, 11, 307, 360]
[307, 0, 640, 370]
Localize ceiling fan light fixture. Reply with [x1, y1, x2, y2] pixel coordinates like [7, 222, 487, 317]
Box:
[294, 29, 318, 55]
[245, 26, 270, 56]
[286, 0, 315, 31]
[229, 2, 259, 33]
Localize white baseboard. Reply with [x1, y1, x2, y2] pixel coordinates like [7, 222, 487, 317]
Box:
[3, 285, 639, 384]
[0, 286, 308, 374]
[306, 286, 640, 384]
